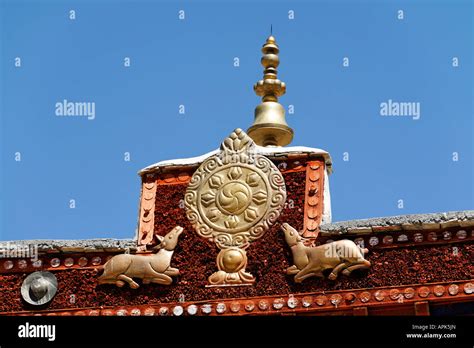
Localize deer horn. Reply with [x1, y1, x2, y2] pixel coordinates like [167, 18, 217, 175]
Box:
[149, 234, 165, 251]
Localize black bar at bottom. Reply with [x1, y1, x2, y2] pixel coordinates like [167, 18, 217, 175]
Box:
[0, 315, 472, 346]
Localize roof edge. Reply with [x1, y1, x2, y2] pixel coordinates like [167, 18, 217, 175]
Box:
[320, 210, 474, 235]
[138, 145, 333, 176]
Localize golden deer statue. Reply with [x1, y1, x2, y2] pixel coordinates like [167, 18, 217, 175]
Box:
[98, 226, 183, 289]
[281, 223, 370, 283]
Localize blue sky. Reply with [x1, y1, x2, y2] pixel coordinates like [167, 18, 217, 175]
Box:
[1, 0, 472, 240]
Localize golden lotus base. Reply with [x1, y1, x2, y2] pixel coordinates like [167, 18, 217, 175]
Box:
[206, 268, 256, 287]
[203, 247, 257, 287]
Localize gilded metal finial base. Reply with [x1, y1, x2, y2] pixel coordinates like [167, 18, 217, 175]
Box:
[247, 122, 294, 147]
[185, 128, 287, 287]
[248, 35, 294, 147]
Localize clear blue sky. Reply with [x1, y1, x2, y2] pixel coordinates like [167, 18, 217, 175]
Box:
[1, 0, 472, 241]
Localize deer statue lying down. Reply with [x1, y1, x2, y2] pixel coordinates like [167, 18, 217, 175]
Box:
[98, 226, 183, 289]
[281, 223, 370, 283]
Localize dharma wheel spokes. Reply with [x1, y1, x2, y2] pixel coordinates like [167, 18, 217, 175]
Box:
[185, 128, 287, 286]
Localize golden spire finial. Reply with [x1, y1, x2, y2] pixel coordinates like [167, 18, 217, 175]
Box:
[247, 34, 294, 147]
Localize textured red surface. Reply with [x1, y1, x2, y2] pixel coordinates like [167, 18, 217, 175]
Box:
[1, 170, 473, 312]
[1, 243, 472, 312]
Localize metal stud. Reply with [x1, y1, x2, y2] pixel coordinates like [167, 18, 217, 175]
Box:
[258, 300, 269, 311]
[215, 303, 226, 314]
[315, 295, 327, 306]
[273, 298, 284, 310]
[404, 287, 415, 299]
[302, 296, 313, 308]
[144, 307, 155, 316]
[64, 258, 74, 267]
[463, 282, 474, 295]
[230, 301, 241, 313]
[433, 285, 445, 297]
[244, 301, 255, 312]
[50, 258, 60, 268]
[130, 308, 141, 316]
[374, 290, 386, 301]
[330, 294, 342, 306]
[186, 305, 198, 316]
[3, 260, 14, 270]
[369, 237, 379, 246]
[21, 271, 58, 306]
[418, 286, 430, 298]
[78, 257, 88, 267]
[448, 284, 459, 296]
[159, 307, 169, 316]
[201, 304, 212, 315]
[359, 291, 371, 303]
[18, 260, 27, 269]
[173, 306, 184, 316]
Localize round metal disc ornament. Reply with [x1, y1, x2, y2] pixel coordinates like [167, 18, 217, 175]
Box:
[21, 271, 58, 305]
[185, 129, 287, 286]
